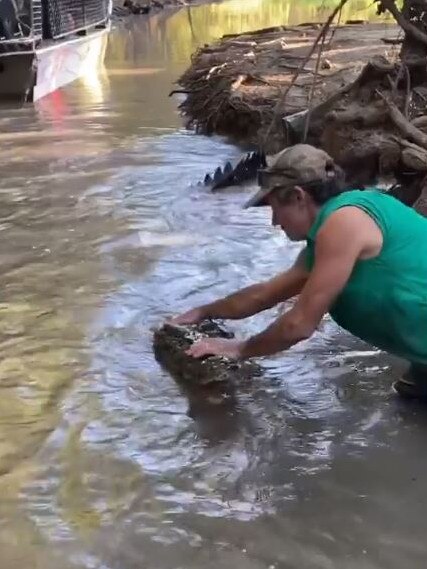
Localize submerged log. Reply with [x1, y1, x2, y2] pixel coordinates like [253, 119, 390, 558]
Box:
[153, 320, 262, 385]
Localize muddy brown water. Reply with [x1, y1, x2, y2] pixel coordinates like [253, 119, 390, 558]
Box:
[0, 2, 425, 569]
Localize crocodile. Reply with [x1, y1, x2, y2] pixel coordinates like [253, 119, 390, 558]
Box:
[153, 319, 262, 385]
[198, 150, 267, 191]
[195, 110, 316, 191]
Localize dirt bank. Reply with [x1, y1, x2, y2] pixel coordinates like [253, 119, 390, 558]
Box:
[177, 22, 400, 146]
[175, 20, 427, 209]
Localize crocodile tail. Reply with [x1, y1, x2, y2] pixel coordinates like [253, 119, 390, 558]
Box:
[199, 150, 267, 191]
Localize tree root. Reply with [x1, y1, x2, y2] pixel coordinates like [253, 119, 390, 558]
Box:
[376, 89, 427, 148]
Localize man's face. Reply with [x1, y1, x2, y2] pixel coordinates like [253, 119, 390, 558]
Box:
[265, 187, 311, 242]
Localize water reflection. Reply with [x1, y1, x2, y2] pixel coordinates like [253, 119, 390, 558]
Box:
[119, 0, 394, 65]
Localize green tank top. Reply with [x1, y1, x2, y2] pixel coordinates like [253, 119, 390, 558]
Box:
[305, 189, 427, 364]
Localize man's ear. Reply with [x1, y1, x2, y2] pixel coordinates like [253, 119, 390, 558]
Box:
[293, 186, 306, 204]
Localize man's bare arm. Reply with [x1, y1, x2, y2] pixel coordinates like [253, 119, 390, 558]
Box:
[240, 208, 381, 357]
[170, 248, 308, 325]
[202, 248, 308, 320]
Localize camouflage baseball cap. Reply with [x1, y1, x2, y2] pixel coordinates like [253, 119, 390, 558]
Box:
[244, 144, 336, 208]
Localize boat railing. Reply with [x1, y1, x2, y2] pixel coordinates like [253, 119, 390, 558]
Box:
[0, 0, 110, 53]
[43, 0, 110, 40]
[0, 0, 43, 52]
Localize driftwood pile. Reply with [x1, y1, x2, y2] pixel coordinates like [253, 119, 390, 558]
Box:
[175, 13, 427, 210]
[176, 22, 401, 149]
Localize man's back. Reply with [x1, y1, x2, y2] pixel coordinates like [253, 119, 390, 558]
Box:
[306, 190, 427, 363]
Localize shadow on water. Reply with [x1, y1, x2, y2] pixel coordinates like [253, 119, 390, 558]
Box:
[0, 1, 425, 569]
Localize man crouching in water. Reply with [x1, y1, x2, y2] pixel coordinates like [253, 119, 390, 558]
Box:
[169, 144, 427, 400]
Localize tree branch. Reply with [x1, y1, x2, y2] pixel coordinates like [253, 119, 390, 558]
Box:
[377, 90, 427, 149]
[262, 0, 350, 146]
[377, 0, 427, 47]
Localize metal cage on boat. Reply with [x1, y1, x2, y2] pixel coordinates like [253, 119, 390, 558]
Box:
[43, 0, 109, 39]
[0, 0, 43, 44]
[0, 0, 109, 51]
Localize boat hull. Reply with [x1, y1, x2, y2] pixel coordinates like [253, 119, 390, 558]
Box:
[0, 27, 108, 102]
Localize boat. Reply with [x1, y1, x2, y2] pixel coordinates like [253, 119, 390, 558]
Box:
[0, 0, 112, 102]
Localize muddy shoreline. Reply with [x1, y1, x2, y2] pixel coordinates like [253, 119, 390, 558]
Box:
[175, 21, 404, 154]
[175, 20, 427, 208]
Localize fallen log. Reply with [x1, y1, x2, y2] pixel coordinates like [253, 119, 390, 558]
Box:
[153, 320, 262, 385]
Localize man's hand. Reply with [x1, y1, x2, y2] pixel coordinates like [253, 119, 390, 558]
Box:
[168, 307, 206, 326]
[186, 338, 244, 360]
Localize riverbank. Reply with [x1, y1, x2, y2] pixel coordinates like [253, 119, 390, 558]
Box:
[175, 21, 427, 206]
[176, 22, 401, 153]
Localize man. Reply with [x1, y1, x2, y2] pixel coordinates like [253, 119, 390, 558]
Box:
[169, 144, 427, 399]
